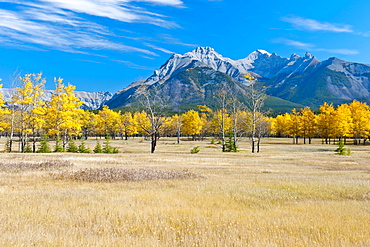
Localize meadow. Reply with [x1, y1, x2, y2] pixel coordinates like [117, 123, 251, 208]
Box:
[0, 137, 369, 246]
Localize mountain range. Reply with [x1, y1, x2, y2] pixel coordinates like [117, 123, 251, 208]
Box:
[106, 46, 370, 112]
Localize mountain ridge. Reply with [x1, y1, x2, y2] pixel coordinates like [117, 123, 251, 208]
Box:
[106, 46, 370, 111]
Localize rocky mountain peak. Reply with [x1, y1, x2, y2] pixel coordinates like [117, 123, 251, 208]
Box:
[305, 52, 313, 59]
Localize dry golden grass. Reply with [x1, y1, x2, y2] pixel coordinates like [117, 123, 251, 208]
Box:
[0, 137, 369, 246]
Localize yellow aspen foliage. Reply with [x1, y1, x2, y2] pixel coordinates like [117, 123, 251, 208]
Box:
[233, 110, 252, 135]
[298, 106, 317, 144]
[182, 110, 204, 137]
[210, 109, 232, 135]
[160, 115, 177, 136]
[0, 82, 10, 131]
[333, 103, 352, 139]
[135, 111, 152, 135]
[197, 104, 212, 113]
[119, 111, 138, 139]
[317, 102, 336, 143]
[243, 73, 255, 81]
[348, 100, 370, 144]
[79, 110, 96, 137]
[271, 113, 291, 136]
[284, 109, 301, 144]
[44, 78, 83, 146]
[94, 105, 121, 136]
[10, 73, 46, 151]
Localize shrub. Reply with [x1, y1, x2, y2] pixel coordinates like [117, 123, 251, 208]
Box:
[102, 135, 119, 154]
[24, 142, 33, 153]
[190, 146, 200, 154]
[93, 141, 103, 153]
[66, 139, 78, 153]
[224, 134, 238, 152]
[37, 135, 52, 153]
[335, 139, 351, 155]
[78, 137, 91, 153]
[4, 139, 10, 153]
[54, 137, 64, 152]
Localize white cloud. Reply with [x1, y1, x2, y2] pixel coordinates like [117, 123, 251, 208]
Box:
[0, 0, 190, 58]
[0, 8, 158, 55]
[273, 38, 358, 55]
[281, 16, 353, 33]
[143, 43, 174, 54]
[272, 38, 315, 50]
[37, 0, 180, 28]
[316, 48, 359, 55]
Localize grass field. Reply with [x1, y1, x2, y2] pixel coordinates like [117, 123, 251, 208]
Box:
[0, 137, 369, 246]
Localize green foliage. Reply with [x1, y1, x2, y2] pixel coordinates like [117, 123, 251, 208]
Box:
[93, 141, 103, 153]
[66, 139, 78, 153]
[190, 146, 200, 154]
[102, 135, 119, 154]
[335, 139, 351, 155]
[224, 134, 238, 152]
[54, 138, 64, 152]
[78, 137, 91, 153]
[37, 135, 51, 153]
[4, 139, 10, 153]
[24, 142, 32, 153]
[210, 138, 215, 144]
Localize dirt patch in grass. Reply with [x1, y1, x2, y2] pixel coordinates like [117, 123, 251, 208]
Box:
[0, 160, 73, 172]
[52, 167, 202, 182]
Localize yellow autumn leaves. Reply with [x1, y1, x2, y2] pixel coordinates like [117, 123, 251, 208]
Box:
[271, 101, 370, 144]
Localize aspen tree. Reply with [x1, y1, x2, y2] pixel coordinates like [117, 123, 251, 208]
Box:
[317, 102, 336, 144]
[120, 111, 138, 140]
[348, 100, 370, 145]
[0, 81, 10, 133]
[10, 73, 45, 152]
[298, 106, 317, 144]
[44, 78, 83, 150]
[95, 105, 120, 138]
[243, 74, 266, 152]
[182, 110, 203, 141]
[288, 109, 301, 144]
[333, 103, 352, 143]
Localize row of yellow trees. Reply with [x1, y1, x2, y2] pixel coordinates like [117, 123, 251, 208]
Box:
[271, 101, 370, 145]
[0, 73, 271, 153]
[2, 73, 370, 153]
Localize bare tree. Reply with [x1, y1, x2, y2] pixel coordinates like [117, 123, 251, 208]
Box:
[244, 75, 267, 153]
[213, 86, 229, 152]
[135, 87, 169, 153]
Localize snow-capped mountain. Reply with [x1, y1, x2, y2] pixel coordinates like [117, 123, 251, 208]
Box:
[106, 46, 370, 110]
[142, 46, 320, 86]
[0, 88, 113, 110]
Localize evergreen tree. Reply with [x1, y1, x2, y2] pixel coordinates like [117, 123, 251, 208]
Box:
[37, 135, 51, 153]
[54, 137, 64, 152]
[224, 133, 238, 152]
[93, 141, 103, 153]
[66, 139, 78, 152]
[335, 139, 351, 155]
[78, 136, 91, 153]
[24, 142, 32, 153]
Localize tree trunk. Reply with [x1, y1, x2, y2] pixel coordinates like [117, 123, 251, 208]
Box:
[177, 130, 180, 144]
[151, 133, 157, 153]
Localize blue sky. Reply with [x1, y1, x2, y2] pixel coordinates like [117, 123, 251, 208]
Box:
[1, 0, 369, 92]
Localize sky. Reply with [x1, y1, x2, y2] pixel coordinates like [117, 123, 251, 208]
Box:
[1, 0, 370, 93]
